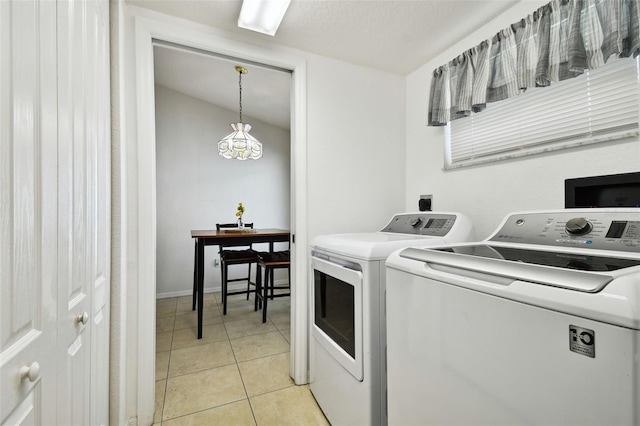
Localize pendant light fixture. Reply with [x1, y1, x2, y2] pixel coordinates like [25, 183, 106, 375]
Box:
[218, 66, 263, 160]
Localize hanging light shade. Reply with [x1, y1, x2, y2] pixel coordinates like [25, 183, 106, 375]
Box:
[218, 66, 263, 160]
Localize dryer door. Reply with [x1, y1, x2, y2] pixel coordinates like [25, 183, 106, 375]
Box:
[311, 255, 363, 381]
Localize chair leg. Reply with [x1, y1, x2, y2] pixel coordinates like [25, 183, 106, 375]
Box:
[269, 268, 275, 299]
[262, 266, 269, 323]
[254, 263, 262, 311]
[246, 263, 252, 300]
[222, 263, 228, 315]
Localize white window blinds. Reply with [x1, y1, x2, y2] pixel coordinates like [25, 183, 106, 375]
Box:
[446, 57, 640, 169]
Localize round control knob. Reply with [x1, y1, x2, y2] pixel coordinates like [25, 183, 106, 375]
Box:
[409, 218, 422, 228]
[565, 217, 593, 235]
[76, 312, 89, 325]
[20, 362, 40, 383]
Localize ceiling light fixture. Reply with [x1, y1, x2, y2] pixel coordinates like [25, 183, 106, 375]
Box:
[218, 66, 263, 160]
[237, 0, 292, 36]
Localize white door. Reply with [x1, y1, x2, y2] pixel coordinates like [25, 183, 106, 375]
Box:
[56, 0, 93, 423]
[56, 0, 110, 424]
[83, 2, 111, 424]
[0, 1, 59, 424]
[0, 1, 110, 424]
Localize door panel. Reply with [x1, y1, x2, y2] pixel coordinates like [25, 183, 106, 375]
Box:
[86, 1, 110, 424]
[0, 0, 58, 424]
[56, 0, 92, 424]
[2, 390, 39, 425]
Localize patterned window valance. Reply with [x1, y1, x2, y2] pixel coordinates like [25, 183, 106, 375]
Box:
[428, 0, 640, 126]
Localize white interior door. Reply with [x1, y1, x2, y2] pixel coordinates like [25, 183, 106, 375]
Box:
[56, 0, 92, 423]
[1, 1, 110, 424]
[84, 1, 111, 424]
[56, 1, 110, 424]
[0, 1, 59, 424]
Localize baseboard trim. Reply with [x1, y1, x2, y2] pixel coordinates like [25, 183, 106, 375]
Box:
[155, 280, 288, 300]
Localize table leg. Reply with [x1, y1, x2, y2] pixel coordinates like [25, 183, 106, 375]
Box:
[197, 239, 205, 339]
[192, 240, 197, 311]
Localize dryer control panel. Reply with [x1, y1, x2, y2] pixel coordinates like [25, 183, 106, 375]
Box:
[489, 209, 640, 253]
[381, 213, 458, 236]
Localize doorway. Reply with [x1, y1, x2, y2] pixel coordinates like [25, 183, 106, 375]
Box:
[132, 18, 309, 423]
[152, 43, 292, 300]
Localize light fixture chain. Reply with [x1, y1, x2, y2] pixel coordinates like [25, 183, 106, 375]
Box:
[238, 70, 243, 123]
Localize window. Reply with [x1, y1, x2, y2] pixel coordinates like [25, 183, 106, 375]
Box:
[445, 57, 640, 169]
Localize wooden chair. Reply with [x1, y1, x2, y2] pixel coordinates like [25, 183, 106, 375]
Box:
[254, 250, 290, 323]
[217, 222, 259, 315]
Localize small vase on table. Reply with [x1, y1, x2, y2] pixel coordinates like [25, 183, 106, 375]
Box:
[235, 202, 246, 229]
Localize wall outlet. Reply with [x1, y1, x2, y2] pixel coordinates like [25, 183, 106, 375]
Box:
[419, 194, 433, 211]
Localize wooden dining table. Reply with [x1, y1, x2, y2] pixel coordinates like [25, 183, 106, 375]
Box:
[191, 228, 291, 338]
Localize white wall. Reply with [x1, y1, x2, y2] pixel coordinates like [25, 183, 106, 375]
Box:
[405, 0, 640, 238]
[306, 54, 406, 237]
[155, 84, 291, 297]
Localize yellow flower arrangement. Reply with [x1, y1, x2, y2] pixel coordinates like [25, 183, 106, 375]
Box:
[235, 202, 245, 218]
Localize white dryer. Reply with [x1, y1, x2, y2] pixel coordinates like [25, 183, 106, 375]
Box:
[310, 212, 474, 426]
[386, 208, 640, 425]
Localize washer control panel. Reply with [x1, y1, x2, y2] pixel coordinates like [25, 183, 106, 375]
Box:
[490, 210, 640, 253]
[381, 213, 457, 236]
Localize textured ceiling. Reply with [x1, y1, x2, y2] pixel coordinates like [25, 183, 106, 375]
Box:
[132, 0, 520, 75]
[138, 0, 526, 129]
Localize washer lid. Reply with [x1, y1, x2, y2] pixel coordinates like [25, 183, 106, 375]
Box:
[437, 245, 640, 272]
[399, 245, 640, 292]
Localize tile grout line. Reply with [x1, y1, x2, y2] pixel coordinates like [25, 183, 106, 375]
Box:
[155, 294, 292, 425]
[157, 303, 176, 426]
[222, 304, 259, 426]
[223, 294, 288, 426]
[161, 309, 177, 423]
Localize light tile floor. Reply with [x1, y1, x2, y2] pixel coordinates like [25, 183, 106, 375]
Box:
[155, 291, 329, 425]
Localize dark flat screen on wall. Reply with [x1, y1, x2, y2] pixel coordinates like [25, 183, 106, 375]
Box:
[565, 172, 640, 208]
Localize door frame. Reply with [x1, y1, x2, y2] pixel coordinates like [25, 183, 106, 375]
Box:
[133, 15, 309, 423]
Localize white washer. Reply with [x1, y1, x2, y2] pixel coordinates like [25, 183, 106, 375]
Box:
[310, 212, 475, 426]
[386, 208, 640, 426]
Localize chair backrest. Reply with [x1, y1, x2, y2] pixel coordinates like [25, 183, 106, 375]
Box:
[216, 223, 254, 230]
[216, 223, 255, 250]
